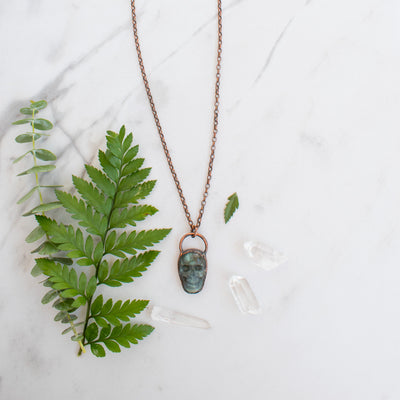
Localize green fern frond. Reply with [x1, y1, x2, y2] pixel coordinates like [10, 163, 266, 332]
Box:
[90, 295, 149, 326]
[99, 251, 160, 286]
[88, 323, 154, 357]
[55, 190, 107, 236]
[23, 124, 170, 357]
[106, 229, 171, 257]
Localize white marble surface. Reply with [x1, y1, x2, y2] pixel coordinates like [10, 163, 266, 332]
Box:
[1, 0, 399, 399]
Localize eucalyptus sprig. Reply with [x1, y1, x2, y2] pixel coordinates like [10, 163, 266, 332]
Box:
[13, 100, 61, 218]
[13, 100, 84, 352]
[31, 126, 170, 357]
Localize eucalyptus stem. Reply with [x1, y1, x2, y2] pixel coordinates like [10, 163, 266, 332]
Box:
[31, 110, 44, 206]
[29, 108, 85, 354]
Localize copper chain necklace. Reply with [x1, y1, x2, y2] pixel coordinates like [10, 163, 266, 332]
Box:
[130, 0, 223, 294]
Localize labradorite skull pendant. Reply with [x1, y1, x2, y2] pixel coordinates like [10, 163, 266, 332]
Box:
[178, 233, 208, 294]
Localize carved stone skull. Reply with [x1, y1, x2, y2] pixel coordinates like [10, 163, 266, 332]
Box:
[178, 249, 207, 294]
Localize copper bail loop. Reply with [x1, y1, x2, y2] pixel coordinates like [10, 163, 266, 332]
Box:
[179, 233, 208, 254]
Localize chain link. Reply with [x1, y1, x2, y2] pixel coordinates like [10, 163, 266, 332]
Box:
[130, 0, 222, 234]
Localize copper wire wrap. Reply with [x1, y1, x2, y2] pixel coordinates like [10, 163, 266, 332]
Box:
[130, 0, 223, 233]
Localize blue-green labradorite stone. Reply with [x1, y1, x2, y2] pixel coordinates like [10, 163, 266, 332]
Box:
[178, 249, 207, 294]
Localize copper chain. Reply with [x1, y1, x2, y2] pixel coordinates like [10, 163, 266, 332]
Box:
[130, 0, 223, 234]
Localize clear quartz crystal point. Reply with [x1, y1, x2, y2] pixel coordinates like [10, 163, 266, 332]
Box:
[229, 276, 261, 314]
[148, 305, 211, 329]
[244, 241, 288, 271]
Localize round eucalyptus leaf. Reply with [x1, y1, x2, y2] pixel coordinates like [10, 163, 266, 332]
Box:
[41, 290, 58, 304]
[30, 100, 47, 110]
[18, 164, 56, 176]
[71, 334, 84, 342]
[31, 264, 42, 277]
[25, 226, 45, 243]
[12, 118, 33, 126]
[17, 186, 38, 204]
[32, 118, 53, 131]
[61, 314, 77, 324]
[54, 310, 68, 321]
[54, 298, 75, 311]
[34, 149, 56, 161]
[23, 201, 61, 216]
[20, 107, 37, 115]
[15, 133, 41, 143]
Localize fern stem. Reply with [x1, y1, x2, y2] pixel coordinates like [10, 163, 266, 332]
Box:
[78, 162, 122, 356]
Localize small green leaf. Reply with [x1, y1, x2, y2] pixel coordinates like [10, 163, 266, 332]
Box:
[23, 201, 61, 216]
[105, 230, 116, 252]
[77, 258, 92, 266]
[30, 100, 47, 110]
[96, 317, 110, 328]
[98, 261, 108, 282]
[86, 323, 99, 342]
[41, 290, 58, 304]
[17, 187, 38, 204]
[122, 145, 139, 163]
[61, 322, 84, 335]
[31, 263, 42, 277]
[60, 289, 79, 298]
[71, 296, 87, 308]
[52, 257, 73, 265]
[18, 164, 56, 176]
[93, 241, 103, 265]
[42, 279, 53, 287]
[15, 133, 41, 143]
[104, 340, 121, 353]
[20, 107, 37, 115]
[98, 150, 118, 182]
[32, 241, 59, 255]
[53, 298, 75, 311]
[71, 334, 84, 342]
[78, 273, 87, 293]
[12, 118, 33, 126]
[54, 310, 68, 321]
[224, 192, 239, 223]
[26, 226, 46, 243]
[85, 165, 116, 197]
[91, 295, 103, 315]
[61, 314, 77, 324]
[34, 149, 56, 161]
[90, 343, 106, 357]
[32, 118, 53, 131]
[86, 276, 97, 298]
[13, 151, 30, 163]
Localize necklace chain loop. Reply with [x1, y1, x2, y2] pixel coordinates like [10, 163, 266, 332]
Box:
[130, 0, 223, 233]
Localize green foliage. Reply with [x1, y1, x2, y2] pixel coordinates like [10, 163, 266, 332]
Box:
[13, 101, 85, 350]
[29, 125, 170, 357]
[88, 324, 154, 357]
[224, 192, 239, 223]
[13, 100, 61, 220]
